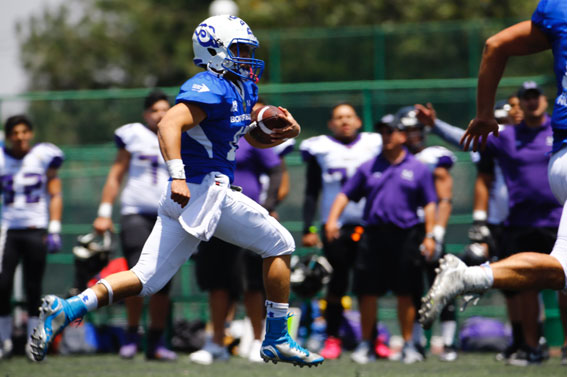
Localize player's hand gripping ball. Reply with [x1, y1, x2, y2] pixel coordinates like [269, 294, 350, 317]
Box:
[248, 105, 288, 144]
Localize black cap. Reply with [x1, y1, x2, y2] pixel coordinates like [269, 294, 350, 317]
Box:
[517, 81, 543, 99]
[374, 113, 397, 132]
[392, 106, 424, 131]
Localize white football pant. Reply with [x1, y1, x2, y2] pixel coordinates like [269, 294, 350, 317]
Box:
[131, 179, 295, 296]
[548, 146, 567, 288]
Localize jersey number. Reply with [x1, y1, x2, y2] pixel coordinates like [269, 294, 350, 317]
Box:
[1, 173, 43, 205]
[327, 168, 348, 185]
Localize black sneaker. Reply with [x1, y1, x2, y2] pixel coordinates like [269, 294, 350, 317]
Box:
[507, 346, 544, 366]
[495, 344, 519, 362]
[539, 337, 550, 361]
[414, 342, 427, 360]
[561, 346, 567, 366]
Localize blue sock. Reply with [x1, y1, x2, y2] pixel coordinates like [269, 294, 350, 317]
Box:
[65, 296, 88, 321]
[265, 300, 289, 318]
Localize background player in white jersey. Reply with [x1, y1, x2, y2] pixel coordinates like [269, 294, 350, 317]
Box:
[92, 90, 176, 361]
[0, 115, 63, 359]
[393, 107, 458, 362]
[28, 15, 323, 367]
[299, 103, 382, 360]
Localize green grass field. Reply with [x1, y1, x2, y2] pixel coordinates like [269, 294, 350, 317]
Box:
[2, 352, 567, 377]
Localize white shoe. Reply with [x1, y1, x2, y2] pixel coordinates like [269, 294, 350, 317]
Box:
[350, 341, 375, 364]
[401, 342, 423, 364]
[189, 341, 229, 365]
[419, 255, 487, 329]
[247, 339, 263, 363]
[2, 339, 13, 358]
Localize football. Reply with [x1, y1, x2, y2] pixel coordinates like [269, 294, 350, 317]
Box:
[248, 105, 288, 144]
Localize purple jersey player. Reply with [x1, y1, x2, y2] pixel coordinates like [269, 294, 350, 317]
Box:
[476, 83, 564, 364]
[326, 117, 437, 364]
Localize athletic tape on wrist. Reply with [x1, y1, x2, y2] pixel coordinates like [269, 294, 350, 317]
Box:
[432, 225, 446, 242]
[97, 203, 113, 218]
[97, 278, 114, 305]
[166, 159, 186, 180]
[48, 220, 61, 234]
[472, 210, 487, 222]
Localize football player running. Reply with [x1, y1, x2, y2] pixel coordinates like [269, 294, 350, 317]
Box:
[92, 90, 177, 361]
[420, 0, 567, 365]
[0, 115, 63, 359]
[27, 15, 323, 367]
[189, 101, 285, 365]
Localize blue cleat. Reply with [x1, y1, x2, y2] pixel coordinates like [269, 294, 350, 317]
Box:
[26, 295, 86, 362]
[261, 316, 324, 367]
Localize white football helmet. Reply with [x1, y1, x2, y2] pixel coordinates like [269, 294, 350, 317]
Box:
[192, 15, 264, 82]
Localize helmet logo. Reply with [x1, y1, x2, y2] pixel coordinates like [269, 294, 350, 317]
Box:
[195, 23, 219, 48]
[192, 16, 264, 81]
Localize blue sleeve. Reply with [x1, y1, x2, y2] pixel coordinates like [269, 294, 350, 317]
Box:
[48, 156, 64, 170]
[436, 156, 454, 170]
[432, 119, 465, 148]
[300, 150, 313, 162]
[175, 75, 230, 120]
[532, 0, 566, 41]
[277, 143, 295, 157]
[342, 168, 366, 203]
[114, 134, 126, 149]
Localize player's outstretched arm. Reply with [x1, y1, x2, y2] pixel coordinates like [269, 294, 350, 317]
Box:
[461, 20, 551, 151]
[158, 102, 206, 208]
[93, 148, 130, 234]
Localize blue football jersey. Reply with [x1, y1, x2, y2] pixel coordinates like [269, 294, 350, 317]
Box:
[532, 0, 567, 150]
[175, 71, 258, 183]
